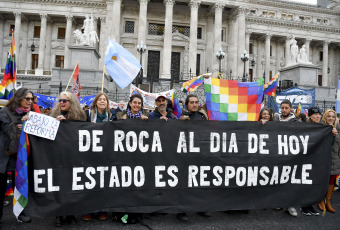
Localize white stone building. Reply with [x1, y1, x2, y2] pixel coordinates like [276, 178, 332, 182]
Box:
[0, 0, 340, 105]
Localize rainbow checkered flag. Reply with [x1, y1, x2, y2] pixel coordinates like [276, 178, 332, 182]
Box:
[13, 128, 30, 219]
[263, 73, 279, 97]
[182, 74, 210, 93]
[204, 77, 264, 121]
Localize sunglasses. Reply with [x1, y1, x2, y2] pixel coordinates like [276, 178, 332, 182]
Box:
[24, 97, 34, 101]
[59, 99, 69, 103]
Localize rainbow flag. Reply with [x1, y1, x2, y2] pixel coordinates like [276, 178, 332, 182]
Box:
[171, 92, 182, 118]
[182, 74, 210, 93]
[0, 31, 16, 99]
[295, 103, 308, 116]
[263, 73, 279, 97]
[13, 129, 30, 219]
[204, 77, 264, 121]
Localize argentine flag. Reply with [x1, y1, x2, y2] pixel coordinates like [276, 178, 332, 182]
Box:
[104, 39, 141, 89]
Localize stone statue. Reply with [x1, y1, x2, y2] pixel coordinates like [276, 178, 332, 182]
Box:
[297, 44, 312, 64]
[289, 37, 298, 65]
[73, 14, 99, 46]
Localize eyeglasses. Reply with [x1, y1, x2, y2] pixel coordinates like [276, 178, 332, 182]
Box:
[59, 99, 69, 103]
[24, 97, 34, 101]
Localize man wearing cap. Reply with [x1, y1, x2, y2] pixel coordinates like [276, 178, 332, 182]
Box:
[149, 94, 177, 120]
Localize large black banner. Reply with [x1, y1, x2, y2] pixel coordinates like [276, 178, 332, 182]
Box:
[25, 120, 332, 217]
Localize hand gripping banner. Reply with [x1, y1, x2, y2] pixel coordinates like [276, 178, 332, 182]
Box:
[24, 120, 332, 217]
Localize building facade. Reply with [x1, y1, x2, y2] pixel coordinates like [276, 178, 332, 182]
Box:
[0, 0, 340, 105]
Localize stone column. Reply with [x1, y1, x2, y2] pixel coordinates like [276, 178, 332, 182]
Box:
[245, 30, 251, 76]
[205, 14, 214, 72]
[64, 14, 73, 69]
[14, 11, 22, 68]
[98, 17, 106, 68]
[162, 0, 175, 79]
[188, 0, 200, 75]
[304, 38, 311, 62]
[93, 16, 99, 51]
[231, 18, 238, 77]
[44, 23, 52, 70]
[265, 34, 271, 82]
[36, 14, 47, 74]
[275, 41, 282, 74]
[20, 21, 28, 69]
[137, 0, 149, 73]
[322, 41, 329, 87]
[213, 3, 224, 70]
[255, 40, 262, 79]
[237, 7, 246, 78]
[112, 0, 122, 43]
[0, 18, 3, 68]
[285, 36, 290, 66]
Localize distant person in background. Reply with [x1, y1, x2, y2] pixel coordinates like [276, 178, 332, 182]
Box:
[116, 100, 127, 120]
[298, 113, 307, 122]
[32, 95, 41, 114]
[43, 108, 51, 115]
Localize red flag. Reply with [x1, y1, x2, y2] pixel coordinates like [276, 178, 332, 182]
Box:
[70, 63, 81, 97]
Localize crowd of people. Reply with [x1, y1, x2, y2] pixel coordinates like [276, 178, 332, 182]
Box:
[0, 88, 339, 227]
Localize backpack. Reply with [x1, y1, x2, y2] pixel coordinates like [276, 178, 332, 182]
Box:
[3, 107, 22, 156]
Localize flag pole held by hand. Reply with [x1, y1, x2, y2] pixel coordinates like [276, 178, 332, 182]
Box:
[65, 62, 78, 91]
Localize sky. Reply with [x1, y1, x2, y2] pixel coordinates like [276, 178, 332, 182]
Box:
[285, 0, 317, 4]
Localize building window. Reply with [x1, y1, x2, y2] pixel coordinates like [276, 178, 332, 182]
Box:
[32, 54, 38, 69]
[196, 54, 200, 76]
[34, 26, 41, 38]
[149, 23, 165, 35]
[125, 21, 135, 33]
[270, 46, 272, 56]
[172, 25, 190, 37]
[9, 25, 15, 36]
[221, 28, 226, 42]
[197, 28, 202, 39]
[58, 28, 66, 39]
[319, 51, 323, 61]
[249, 43, 253, 55]
[250, 10, 256, 15]
[318, 75, 322, 86]
[55, 55, 64, 68]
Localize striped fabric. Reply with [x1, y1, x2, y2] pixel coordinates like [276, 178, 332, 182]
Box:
[204, 77, 264, 121]
[263, 73, 279, 97]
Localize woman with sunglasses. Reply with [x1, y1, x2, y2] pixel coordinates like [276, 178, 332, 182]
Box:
[318, 109, 340, 213]
[51, 92, 86, 122]
[50, 92, 86, 227]
[0, 88, 35, 225]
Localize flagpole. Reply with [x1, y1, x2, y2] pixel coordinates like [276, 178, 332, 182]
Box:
[101, 65, 105, 93]
[65, 62, 78, 91]
[12, 30, 15, 94]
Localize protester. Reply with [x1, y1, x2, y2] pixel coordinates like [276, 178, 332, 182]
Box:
[32, 95, 41, 114]
[298, 113, 307, 122]
[120, 94, 148, 120]
[149, 94, 177, 120]
[180, 95, 208, 120]
[177, 94, 209, 221]
[86, 93, 114, 123]
[273, 99, 300, 217]
[300, 106, 323, 216]
[0, 88, 35, 224]
[51, 92, 86, 227]
[43, 107, 51, 115]
[115, 100, 126, 120]
[258, 108, 274, 124]
[83, 93, 112, 221]
[319, 109, 340, 213]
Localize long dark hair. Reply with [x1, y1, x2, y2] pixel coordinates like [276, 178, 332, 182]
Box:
[258, 108, 274, 121]
[127, 94, 143, 111]
[6, 88, 34, 112]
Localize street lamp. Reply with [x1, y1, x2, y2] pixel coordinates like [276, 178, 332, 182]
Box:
[136, 41, 147, 88]
[216, 48, 225, 78]
[240, 50, 249, 82]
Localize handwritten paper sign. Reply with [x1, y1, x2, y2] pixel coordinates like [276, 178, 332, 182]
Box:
[24, 112, 60, 140]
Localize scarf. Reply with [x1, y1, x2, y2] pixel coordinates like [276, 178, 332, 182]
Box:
[126, 108, 142, 119]
[15, 107, 30, 115]
[279, 113, 296, 122]
[93, 109, 108, 123]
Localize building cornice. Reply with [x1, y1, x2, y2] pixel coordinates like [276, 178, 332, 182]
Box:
[13, 0, 106, 7]
[249, 0, 340, 16]
[246, 16, 340, 34]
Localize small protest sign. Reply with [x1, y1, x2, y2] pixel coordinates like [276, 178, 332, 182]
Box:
[23, 112, 60, 140]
